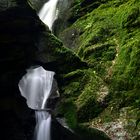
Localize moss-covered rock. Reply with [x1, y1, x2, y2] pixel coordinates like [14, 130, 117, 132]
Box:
[58, 0, 140, 139]
[58, 69, 109, 124]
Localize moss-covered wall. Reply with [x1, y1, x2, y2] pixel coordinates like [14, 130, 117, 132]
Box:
[57, 0, 140, 139]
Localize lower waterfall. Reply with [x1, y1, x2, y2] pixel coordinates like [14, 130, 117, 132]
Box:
[34, 111, 51, 140]
[18, 66, 59, 140]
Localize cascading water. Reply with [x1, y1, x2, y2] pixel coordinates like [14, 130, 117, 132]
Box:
[19, 66, 58, 140]
[38, 0, 59, 30]
[35, 112, 51, 140]
[19, 1, 60, 140]
[18, 66, 55, 110]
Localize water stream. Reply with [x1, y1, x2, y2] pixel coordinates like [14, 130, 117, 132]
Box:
[38, 0, 59, 30]
[19, 66, 57, 140]
[19, 1, 60, 140]
[34, 112, 51, 140]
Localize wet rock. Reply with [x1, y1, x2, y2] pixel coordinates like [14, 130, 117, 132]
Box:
[51, 118, 82, 140]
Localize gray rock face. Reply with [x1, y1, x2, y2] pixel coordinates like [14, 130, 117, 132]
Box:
[0, 0, 30, 11]
[29, 0, 48, 11]
[0, 0, 17, 11]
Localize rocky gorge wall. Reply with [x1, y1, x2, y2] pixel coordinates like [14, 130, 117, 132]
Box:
[55, 0, 140, 140]
[0, 0, 85, 139]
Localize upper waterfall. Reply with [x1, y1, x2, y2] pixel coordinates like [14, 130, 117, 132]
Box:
[38, 0, 59, 30]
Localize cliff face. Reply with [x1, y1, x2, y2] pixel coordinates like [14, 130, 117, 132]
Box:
[56, 0, 140, 139]
[0, 0, 84, 139]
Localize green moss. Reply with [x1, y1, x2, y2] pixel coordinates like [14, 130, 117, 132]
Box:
[58, 99, 77, 129]
[62, 82, 81, 97]
[40, 30, 87, 73]
[60, 69, 108, 123]
[58, 0, 140, 138]
[112, 31, 140, 91]
[123, 90, 140, 108]
[68, 0, 102, 24]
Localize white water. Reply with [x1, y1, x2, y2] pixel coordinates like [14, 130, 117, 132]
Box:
[35, 112, 51, 140]
[19, 1, 60, 140]
[38, 0, 59, 30]
[18, 66, 56, 140]
[18, 66, 55, 110]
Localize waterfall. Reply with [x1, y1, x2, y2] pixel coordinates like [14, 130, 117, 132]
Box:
[18, 66, 55, 110]
[18, 1, 61, 140]
[38, 0, 59, 30]
[18, 66, 58, 140]
[34, 112, 51, 140]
